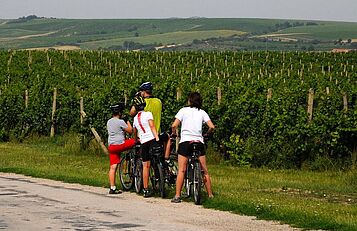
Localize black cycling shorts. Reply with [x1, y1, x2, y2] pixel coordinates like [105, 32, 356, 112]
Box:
[141, 139, 155, 162]
[159, 132, 169, 143]
[140, 133, 169, 162]
[177, 141, 206, 157]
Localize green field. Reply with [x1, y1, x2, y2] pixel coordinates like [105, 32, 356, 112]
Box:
[271, 22, 357, 41]
[1, 17, 357, 50]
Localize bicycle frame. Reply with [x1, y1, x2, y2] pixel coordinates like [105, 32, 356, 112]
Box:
[184, 141, 204, 205]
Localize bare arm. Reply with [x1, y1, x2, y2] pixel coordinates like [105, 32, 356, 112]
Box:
[171, 118, 181, 136]
[129, 105, 137, 117]
[206, 120, 215, 135]
[124, 121, 133, 135]
[148, 119, 159, 141]
[133, 127, 138, 142]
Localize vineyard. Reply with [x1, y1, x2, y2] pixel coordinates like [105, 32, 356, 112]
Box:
[0, 50, 356, 169]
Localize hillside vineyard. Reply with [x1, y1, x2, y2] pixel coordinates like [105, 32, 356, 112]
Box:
[0, 50, 356, 168]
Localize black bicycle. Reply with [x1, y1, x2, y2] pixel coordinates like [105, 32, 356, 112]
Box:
[149, 142, 167, 198]
[118, 143, 142, 191]
[184, 141, 204, 205]
[146, 134, 178, 198]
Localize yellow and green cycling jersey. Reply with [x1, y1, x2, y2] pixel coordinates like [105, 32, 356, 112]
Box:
[144, 97, 162, 133]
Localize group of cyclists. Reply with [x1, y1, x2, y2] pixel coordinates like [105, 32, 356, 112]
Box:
[106, 82, 215, 203]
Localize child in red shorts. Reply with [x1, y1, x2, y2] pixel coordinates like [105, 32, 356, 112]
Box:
[107, 103, 135, 194]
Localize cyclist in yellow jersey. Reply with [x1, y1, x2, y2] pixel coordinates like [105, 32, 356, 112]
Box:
[130, 82, 170, 159]
[143, 97, 162, 133]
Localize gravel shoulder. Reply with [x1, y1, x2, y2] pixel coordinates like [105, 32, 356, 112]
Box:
[0, 172, 300, 231]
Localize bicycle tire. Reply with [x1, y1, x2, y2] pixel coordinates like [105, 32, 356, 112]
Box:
[167, 157, 178, 185]
[184, 164, 192, 197]
[148, 164, 158, 192]
[193, 161, 202, 205]
[157, 163, 166, 198]
[134, 159, 143, 194]
[118, 153, 134, 191]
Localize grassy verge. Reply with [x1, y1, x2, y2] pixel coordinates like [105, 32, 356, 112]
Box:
[0, 135, 356, 230]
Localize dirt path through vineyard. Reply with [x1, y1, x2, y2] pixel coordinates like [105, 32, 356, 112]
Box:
[0, 173, 300, 231]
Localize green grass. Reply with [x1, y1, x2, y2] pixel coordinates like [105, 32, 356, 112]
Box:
[0, 135, 356, 230]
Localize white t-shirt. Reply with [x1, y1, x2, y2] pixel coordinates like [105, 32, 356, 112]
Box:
[175, 107, 211, 143]
[133, 111, 155, 144]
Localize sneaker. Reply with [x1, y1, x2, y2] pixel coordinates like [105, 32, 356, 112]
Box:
[171, 196, 181, 203]
[143, 189, 150, 198]
[109, 188, 122, 194]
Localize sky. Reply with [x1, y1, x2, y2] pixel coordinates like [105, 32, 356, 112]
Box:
[1, 0, 357, 22]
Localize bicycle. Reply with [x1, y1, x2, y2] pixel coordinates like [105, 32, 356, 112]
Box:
[147, 134, 178, 198]
[118, 143, 142, 192]
[183, 141, 205, 205]
[148, 141, 167, 198]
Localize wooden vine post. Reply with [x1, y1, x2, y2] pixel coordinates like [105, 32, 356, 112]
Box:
[217, 87, 222, 105]
[176, 87, 182, 101]
[175, 88, 182, 152]
[343, 93, 348, 113]
[50, 88, 57, 137]
[80, 99, 109, 155]
[267, 88, 272, 101]
[80, 97, 85, 149]
[25, 89, 29, 108]
[307, 88, 314, 123]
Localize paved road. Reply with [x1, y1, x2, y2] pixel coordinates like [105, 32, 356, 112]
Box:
[0, 173, 299, 231]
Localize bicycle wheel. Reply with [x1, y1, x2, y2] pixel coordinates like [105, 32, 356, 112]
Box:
[118, 153, 134, 191]
[157, 163, 166, 198]
[134, 159, 143, 194]
[193, 161, 202, 205]
[148, 164, 158, 193]
[184, 165, 192, 197]
[167, 158, 178, 185]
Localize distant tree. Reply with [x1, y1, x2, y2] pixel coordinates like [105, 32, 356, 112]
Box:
[306, 22, 318, 26]
[192, 39, 201, 44]
[127, 26, 138, 32]
[134, 32, 139, 37]
[308, 45, 315, 51]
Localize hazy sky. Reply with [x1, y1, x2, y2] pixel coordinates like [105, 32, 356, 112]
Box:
[1, 0, 357, 22]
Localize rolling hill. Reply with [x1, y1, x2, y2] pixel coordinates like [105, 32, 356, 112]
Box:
[1, 17, 357, 51]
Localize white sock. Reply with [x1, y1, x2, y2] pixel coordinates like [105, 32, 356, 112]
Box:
[110, 186, 116, 190]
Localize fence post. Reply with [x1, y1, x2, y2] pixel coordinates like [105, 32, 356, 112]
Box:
[80, 107, 109, 155]
[25, 89, 29, 108]
[352, 146, 357, 170]
[343, 93, 348, 113]
[80, 97, 85, 149]
[176, 88, 182, 101]
[175, 87, 182, 152]
[50, 88, 57, 137]
[267, 88, 272, 101]
[124, 92, 128, 106]
[217, 87, 222, 105]
[90, 127, 109, 155]
[307, 88, 314, 123]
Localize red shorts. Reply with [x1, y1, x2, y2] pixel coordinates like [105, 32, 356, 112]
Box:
[108, 138, 135, 166]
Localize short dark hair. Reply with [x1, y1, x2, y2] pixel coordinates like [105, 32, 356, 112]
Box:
[188, 92, 202, 109]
